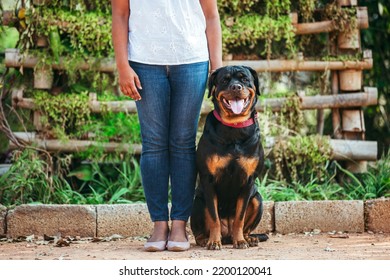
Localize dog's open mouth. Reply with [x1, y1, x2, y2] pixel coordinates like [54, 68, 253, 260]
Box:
[222, 97, 250, 115]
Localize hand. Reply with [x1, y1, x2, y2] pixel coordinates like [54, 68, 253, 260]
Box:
[118, 65, 142, 101]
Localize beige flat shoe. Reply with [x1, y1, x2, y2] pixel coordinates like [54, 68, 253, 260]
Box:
[167, 238, 190, 252]
[144, 240, 167, 252]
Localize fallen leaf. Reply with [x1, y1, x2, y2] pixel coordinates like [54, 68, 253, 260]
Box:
[44, 234, 55, 241]
[55, 238, 70, 247]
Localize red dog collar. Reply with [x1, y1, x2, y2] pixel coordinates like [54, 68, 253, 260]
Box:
[213, 110, 257, 128]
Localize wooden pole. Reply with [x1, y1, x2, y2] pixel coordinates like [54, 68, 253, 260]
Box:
[5, 49, 116, 73]
[12, 89, 378, 114]
[223, 58, 373, 72]
[9, 132, 142, 154]
[9, 132, 377, 161]
[292, 7, 368, 35]
[336, 0, 368, 172]
[332, 72, 343, 139]
[5, 48, 373, 73]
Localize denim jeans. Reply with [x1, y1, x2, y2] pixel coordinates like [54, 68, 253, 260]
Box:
[130, 61, 209, 222]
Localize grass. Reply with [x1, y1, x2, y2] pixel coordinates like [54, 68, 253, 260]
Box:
[257, 151, 390, 201]
[0, 149, 144, 207]
[1, 149, 389, 206]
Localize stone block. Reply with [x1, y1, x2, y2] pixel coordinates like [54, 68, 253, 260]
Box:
[254, 201, 274, 233]
[365, 198, 390, 233]
[7, 205, 96, 237]
[0, 204, 6, 235]
[275, 200, 364, 234]
[97, 204, 152, 237]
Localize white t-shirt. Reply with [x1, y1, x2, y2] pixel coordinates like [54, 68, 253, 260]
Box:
[128, 0, 209, 65]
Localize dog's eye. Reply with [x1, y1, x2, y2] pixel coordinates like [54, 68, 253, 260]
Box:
[242, 77, 249, 83]
[222, 78, 229, 84]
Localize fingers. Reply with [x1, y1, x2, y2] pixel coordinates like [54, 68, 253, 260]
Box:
[120, 82, 142, 101]
[119, 70, 143, 101]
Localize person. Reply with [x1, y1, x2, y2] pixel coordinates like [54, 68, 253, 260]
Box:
[111, 0, 222, 251]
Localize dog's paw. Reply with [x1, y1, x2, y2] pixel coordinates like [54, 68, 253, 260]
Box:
[207, 240, 222, 250]
[195, 236, 209, 247]
[233, 240, 249, 249]
[245, 236, 259, 247]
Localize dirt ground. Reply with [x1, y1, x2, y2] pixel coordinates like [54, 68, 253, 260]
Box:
[1, 232, 390, 260]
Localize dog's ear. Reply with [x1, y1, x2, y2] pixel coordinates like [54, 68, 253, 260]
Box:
[244, 66, 260, 96]
[207, 68, 221, 98]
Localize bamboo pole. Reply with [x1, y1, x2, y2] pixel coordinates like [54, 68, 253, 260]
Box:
[9, 132, 377, 161]
[5, 49, 116, 73]
[88, 93, 137, 113]
[12, 89, 378, 114]
[292, 7, 368, 35]
[331, 139, 376, 161]
[5, 48, 373, 73]
[338, 0, 357, 6]
[336, 0, 367, 172]
[223, 58, 373, 72]
[331, 72, 343, 139]
[9, 132, 142, 154]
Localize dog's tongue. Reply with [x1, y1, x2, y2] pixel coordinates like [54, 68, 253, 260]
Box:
[230, 99, 245, 114]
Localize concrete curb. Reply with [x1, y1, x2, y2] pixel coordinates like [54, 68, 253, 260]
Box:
[6, 205, 96, 237]
[275, 200, 364, 234]
[365, 198, 390, 233]
[0, 204, 6, 235]
[1, 198, 389, 237]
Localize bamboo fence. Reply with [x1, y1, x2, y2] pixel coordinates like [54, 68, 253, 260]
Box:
[3, 0, 378, 169]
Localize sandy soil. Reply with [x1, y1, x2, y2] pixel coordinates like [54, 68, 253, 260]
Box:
[1, 232, 390, 260]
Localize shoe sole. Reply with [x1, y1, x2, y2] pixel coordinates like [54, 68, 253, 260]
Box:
[144, 246, 166, 252]
[167, 246, 189, 252]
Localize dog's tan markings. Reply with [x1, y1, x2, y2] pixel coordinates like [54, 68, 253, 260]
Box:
[206, 154, 232, 176]
[232, 197, 248, 249]
[244, 198, 260, 233]
[237, 157, 259, 178]
[205, 205, 222, 250]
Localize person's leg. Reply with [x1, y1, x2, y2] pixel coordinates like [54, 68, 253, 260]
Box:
[168, 61, 209, 242]
[131, 61, 171, 242]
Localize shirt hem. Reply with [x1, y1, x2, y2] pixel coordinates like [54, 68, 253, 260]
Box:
[127, 57, 210, 66]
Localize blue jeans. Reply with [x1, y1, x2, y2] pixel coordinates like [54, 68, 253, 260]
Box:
[130, 61, 209, 222]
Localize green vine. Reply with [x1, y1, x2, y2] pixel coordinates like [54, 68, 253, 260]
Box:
[34, 90, 90, 139]
[272, 135, 332, 182]
[325, 2, 358, 34]
[38, 8, 113, 58]
[299, 0, 316, 22]
[280, 95, 305, 134]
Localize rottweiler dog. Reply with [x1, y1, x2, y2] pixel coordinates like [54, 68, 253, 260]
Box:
[190, 65, 267, 250]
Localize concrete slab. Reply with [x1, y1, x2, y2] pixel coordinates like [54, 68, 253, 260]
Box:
[97, 204, 152, 237]
[7, 205, 96, 237]
[0, 204, 6, 235]
[275, 200, 364, 234]
[365, 198, 390, 233]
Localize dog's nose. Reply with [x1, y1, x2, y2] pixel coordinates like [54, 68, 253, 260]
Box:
[230, 84, 243, 92]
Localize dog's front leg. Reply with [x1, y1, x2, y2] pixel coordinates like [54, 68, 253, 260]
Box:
[204, 187, 222, 250]
[232, 185, 252, 249]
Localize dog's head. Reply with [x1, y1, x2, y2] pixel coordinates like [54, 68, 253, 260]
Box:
[208, 65, 260, 124]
